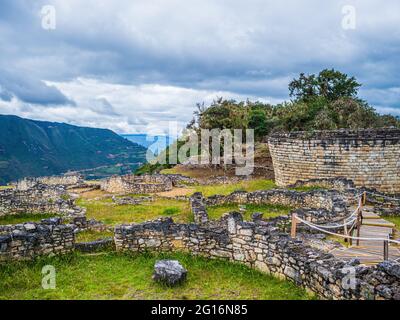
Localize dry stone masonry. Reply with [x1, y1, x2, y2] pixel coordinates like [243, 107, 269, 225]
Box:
[101, 174, 173, 194]
[268, 129, 400, 193]
[0, 183, 85, 218]
[15, 174, 84, 191]
[114, 214, 400, 300]
[0, 219, 74, 261]
[204, 189, 348, 218]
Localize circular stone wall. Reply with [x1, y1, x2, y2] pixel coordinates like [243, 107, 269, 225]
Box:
[268, 129, 400, 193]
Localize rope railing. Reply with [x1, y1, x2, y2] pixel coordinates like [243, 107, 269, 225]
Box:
[294, 215, 400, 245]
[364, 191, 400, 202]
[290, 191, 400, 263]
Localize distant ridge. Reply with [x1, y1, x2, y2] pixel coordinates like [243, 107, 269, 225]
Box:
[122, 133, 173, 155]
[0, 115, 148, 184]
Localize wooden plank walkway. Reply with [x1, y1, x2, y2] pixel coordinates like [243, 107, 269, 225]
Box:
[330, 206, 400, 265]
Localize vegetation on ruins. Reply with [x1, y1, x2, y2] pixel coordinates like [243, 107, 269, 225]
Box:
[75, 179, 277, 225]
[207, 203, 291, 221]
[135, 69, 399, 175]
[0, 251, 314, 300]
[76, 197, 192, 225]
[190, 69, 400, 141]
[0, 212, 56, 225]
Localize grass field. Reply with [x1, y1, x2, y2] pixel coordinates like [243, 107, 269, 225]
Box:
[0, 213, 57, 225]
[191, 179, 276, 197]
[76, 197, 192, 225]
[386, 216, 400, 230]
[75, 230, 114, 242]
[207, 203, 291, 221]
[74, 179, 277, 225]
[0, 251, 315, 300]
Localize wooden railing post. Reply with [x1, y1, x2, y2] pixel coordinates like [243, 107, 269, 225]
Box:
[356, 208, 361, 246]
[291, 214, 298, 238]
[384, 240, 389, 261]
[362, 191, 367, 206]
[344, 221, 348, 243]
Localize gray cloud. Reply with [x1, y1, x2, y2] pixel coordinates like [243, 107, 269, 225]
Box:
[0, 70, 75, 106]
[0, 0, 398, 132]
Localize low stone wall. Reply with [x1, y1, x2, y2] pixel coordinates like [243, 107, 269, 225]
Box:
[75, 238, 113, 253]
[101, 174, 173, 194]
[204, 189, 348, 217]
[114, 215, 400, 300]
[289, 178, 356, 192]
[15, 174, 84, 191]
[190, 192, 209, 224]
[0, 219, 74, 261]
[162, 174, 198, 186]
[0, 184, 85, 218]
[112, 195, 154, 205]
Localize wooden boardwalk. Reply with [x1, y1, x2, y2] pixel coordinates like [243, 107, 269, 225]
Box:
[330, 206, 400, 265]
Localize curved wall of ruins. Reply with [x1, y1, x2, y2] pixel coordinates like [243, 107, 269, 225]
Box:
[100, 174, 173, 194]
[268, 129, 400, 193]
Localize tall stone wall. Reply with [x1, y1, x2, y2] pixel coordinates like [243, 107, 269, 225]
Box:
[114, 216, 400, 300]
[268, 129, 400, 193]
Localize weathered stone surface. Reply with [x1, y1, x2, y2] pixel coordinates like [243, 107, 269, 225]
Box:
[0, 221, 74, 261]
[114, 208, 400, 300]
[15, 174, 84, 190]
[75, 238, 113, 252]
[268, 129, 400, 193]
[152, 260, 187, 286]
[0, 183, 85, 218]
[101, 174, 173, 194]
[378, 262, 400, 279]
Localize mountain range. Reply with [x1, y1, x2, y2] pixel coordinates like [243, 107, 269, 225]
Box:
[121, 134, 174, 155]
[0, 115, 148, 184]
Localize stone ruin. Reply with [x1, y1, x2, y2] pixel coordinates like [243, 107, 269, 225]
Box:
[113, 185, 400, 300]
[15, 174, 85, 191]
[268, 129, 400, 193]
[100, 174, 174, 194]
[0, 183, 85, 218]
[1, 172, 400, 300]
[112, 195, 154, 205]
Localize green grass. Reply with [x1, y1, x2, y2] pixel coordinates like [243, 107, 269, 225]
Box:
[385, 216, 400, 230]
[160, 167, 186, 176]
[162, 207, 181, 215]
[75, 230, 114, 242]
[207, 203, 291, 221]
[192, 179, 276, 197]
[0, 185, 13, 190]
[76, 198, 192, 225]
[0, 213, 57, 225]
[0, 251, 315, 300]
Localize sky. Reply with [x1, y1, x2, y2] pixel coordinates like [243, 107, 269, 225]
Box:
[0, 0, 399, 134]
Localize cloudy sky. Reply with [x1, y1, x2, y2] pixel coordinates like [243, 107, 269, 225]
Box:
[0, 0, 399, 134]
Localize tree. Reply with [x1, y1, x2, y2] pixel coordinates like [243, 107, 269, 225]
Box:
[289, 69, 361, 102]
[249, 109, 268, 138]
